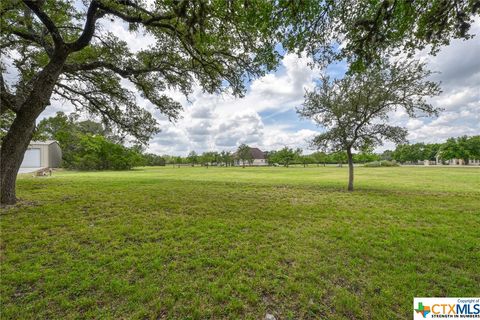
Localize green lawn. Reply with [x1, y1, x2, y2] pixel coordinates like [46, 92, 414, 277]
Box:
[1, 166, 479, 319]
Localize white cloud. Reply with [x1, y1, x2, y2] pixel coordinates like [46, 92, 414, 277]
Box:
[263, 127, 318, 151]
[406, 118, 424, 130]
[380, 19, 480, 150]
[140, 53, 322, 155]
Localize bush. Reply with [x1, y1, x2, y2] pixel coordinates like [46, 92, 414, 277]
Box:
[68, 135, 143, 170]
[364, 160, 399, 167]
[143, 153, 166, 166]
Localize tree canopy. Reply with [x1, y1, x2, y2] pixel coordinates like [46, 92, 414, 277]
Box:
[1, 0, 297, 142]
[318, 0, 480, 70]
[3, 0, 478, 133]
[268, 147, 300, 167]
[393, 143, 442, 163]
[439, 136, 480, 163]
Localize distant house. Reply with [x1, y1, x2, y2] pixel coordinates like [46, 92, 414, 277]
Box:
[20, 140, 62, 169]
[235, 147, 268, 166]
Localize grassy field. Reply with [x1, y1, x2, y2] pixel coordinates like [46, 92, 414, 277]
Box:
[1, 166, 479, 319]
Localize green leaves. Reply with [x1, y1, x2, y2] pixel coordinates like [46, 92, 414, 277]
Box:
[299, 59, 440, 154]
[2, 0, 293, 146]
[36, 111, 144, 170]
[440, 135, 480, 162]
[72, 134, 143, 170]
[268, 147, 300, 167]
[326, 0, 479, 69]
[236, 144, 252, 165]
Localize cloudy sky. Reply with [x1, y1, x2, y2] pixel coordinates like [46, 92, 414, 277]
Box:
[39, 18, 480, 156]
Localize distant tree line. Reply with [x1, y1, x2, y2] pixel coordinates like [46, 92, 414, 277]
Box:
[267, 147, 381, 167]
[389, 136, 480, 164]
[169, 150, 235, 168]
[164, 145, 381, 168]
[163, 136, 480, 168]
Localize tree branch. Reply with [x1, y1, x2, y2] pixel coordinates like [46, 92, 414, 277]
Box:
[67, 1, 102, 52]
[22, 1, 64, 48]
[96, 1, 175, 27]
[10, 28, 54, 57]
[63, 61, 186, 78]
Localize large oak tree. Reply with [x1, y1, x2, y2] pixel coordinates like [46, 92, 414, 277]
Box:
[0, 0, 317, 204]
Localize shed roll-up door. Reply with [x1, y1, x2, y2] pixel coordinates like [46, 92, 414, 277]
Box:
[21, 148, 41, 167]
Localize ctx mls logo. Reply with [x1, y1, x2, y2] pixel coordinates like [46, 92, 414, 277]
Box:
[413, 297, 480, 319]
[415, 302, 431, 318]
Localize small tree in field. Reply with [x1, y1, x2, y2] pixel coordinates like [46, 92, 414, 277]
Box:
[298, 60, 441, 191]
[311, 151, 328, 166]
[331, 151, 347, 167]
[187, 151, 198, 167]
[277, 147, 299, 167]
[299, 154, 315, 167]
[200, 152, 217, 168]
[236, 144, 252, 168]
[355, 145, 379, 164]
[173, 156, 183, 168]
[220, 151, 233, 167]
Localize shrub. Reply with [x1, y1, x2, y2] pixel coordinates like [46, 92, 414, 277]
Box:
[68, 135, 143, 170]
[143, 153, 166, 166]
[364, 160, 399, 167]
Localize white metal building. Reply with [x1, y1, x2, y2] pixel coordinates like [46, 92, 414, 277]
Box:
[20, 140, 62, 168]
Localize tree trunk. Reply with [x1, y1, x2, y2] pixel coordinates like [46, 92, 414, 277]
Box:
[1, 56, 66, 205]
[347, 148, 354, 191]
[1, 114, 37, 204]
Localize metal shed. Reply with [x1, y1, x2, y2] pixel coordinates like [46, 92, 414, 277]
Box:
[20, 140, 62, 168]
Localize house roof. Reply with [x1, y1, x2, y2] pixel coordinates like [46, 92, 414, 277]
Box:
[233, 147, 265, 159]
[30, 140, 58, 145]
[250, 147, 265, 159]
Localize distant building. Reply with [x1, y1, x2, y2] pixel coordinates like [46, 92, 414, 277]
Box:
[423, 155, 480, 166]
[441, 158, 480, 165]
[20, 140, 62, 169]
[235, 147, 267, 166]
[423, 160, 436, 166]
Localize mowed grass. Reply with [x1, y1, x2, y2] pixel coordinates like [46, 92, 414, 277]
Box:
[1, 166, 479, 319]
